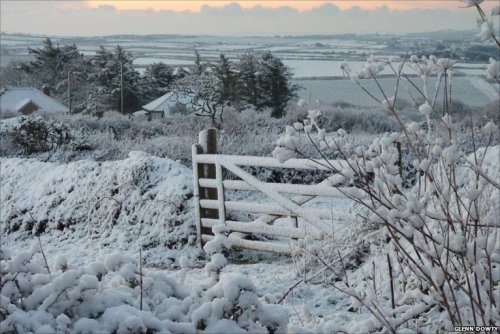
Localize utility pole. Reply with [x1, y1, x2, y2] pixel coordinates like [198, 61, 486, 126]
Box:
[309, 83, 312, 105]
[67, 71, 72, 113]
[120, 61, 124, 114]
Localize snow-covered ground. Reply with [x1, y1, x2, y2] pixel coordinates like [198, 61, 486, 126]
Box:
[0, 141, 372, 329]
[2, 134, 499, 332]
[0, 149, 363, 332]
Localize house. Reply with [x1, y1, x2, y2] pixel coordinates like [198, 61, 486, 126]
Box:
[0, 87, 68, 115]
[134, 91, 194, 120]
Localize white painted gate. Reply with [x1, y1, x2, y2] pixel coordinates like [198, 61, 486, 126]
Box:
[192, 129, 354, 254]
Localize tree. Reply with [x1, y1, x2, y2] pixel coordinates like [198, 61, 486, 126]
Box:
[235, 52, 258, 107]
[271, 3, 500, 330]
[174, 74, 226, 128]
[20, 38, 86, 98]
[257, 52, 298, 118]
[193, 50, 204, 75]
[213, 54, 236, 105]
[0, 60, 32, 87]
[85, 46, 142, 115]
[144, 62, 174, 90]
[142, 62, 175, 101]
[17, 38, 92, 112]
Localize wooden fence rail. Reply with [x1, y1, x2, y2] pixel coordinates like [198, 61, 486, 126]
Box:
[192, 129, 355, 254]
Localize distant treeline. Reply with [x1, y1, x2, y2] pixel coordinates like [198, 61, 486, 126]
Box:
[1, 38, 298, 120]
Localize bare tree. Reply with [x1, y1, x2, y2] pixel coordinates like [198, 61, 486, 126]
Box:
[174, 74, 227, 128]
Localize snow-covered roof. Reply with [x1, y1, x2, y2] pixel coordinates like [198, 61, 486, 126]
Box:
[0, 87, 68, 113]
[142, 91, 194, 118]
[132, 110, 149, 117]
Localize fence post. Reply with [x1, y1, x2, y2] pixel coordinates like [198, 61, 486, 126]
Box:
[198, 129, 218, 243]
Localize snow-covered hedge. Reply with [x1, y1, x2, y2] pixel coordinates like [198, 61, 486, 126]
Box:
[0, 105, 426, 165]
[0, 114, 200, 164]
[1, 151, 197, 267]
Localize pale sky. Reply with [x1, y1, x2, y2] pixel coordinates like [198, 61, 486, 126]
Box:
[83, 1, 478, 12]
[0, 1, 498, 36]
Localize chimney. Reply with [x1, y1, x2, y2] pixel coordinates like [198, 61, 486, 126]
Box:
[42, 84, 50, 96]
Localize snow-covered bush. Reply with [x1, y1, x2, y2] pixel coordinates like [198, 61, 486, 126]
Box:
[274, 8, 499, 330]
[316, 107, 399, 133]
[0, 246, 289, 333]
[0, 111, 203, 163]
[7, 117, 71, 155]
[1, 102, 411, 171]
[0, 109, 284, 165]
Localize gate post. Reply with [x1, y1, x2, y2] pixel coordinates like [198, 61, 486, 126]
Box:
[194, 129, 218, 247]
[192, 144, 203, 248]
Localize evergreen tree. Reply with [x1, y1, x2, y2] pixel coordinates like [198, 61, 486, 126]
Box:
[213, 54, 236, 105]
[21, 38, 85, 98]
[257, 52, 298, 118]
[235, 52, 258, 107]
[142, 62, 175, 100]
[144, 62, 174, 90]
[194, 50, 204, 75]
[85, 46, 141, 115]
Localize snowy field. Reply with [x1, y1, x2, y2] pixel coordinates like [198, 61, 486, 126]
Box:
[296, 76, 499, 107]
[1, 112, 499, 332]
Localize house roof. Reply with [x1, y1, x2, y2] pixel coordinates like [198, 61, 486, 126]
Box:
[142, 91, 194, 117]
[0, 87, 68, 113]
[132, 110, 149, 117]
[142, 91, 176, 112]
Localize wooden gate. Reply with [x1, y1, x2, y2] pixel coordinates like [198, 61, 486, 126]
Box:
[192, 129, 354, 254]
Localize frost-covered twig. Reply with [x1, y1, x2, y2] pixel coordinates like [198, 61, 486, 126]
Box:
[37, 235, 51, 276]
[338, 250, 350, 287]
[86, 196, 122, 236]
[28, 212, 51, 276]
[464, 1, 500, 48]
[387, 254, 395, 310]
[139, 249, 143, 311]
